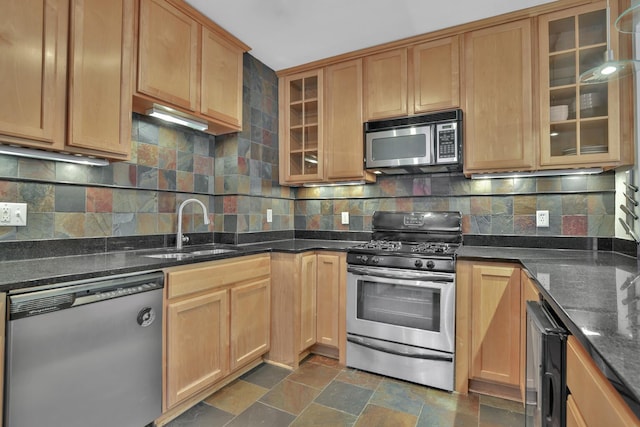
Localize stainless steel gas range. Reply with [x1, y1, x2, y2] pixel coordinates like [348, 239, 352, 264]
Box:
[346, 211, 461, 391]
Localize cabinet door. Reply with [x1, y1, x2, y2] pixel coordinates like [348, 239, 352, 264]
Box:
[166, 289, 229, 409]
[279, 70, 324, 183]
[324, 59, 367, 181]
[138, 0, 198, 111]
[566, 395, 588, 427]
[230, 278, 270, 371]
[67, 0, 132, 159]
[539, 2, 621, 167]
[464, 19, 535, 173]
[470, 264, 521, 386]
[299, 253, 317, 351]
[364, 48, 408, 120]
[316, 253, 341, 348]
[201, 27, 243, 130]
[0, 0, 68, 150]
[412, 36, 460, 113]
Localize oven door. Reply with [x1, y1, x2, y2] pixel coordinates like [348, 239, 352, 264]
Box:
[346, 265, 455, 353]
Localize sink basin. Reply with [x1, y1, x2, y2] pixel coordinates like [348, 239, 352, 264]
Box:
[143, 252, 194, 259]
[142, 247, 237, 259]
[189, 248, 237, 256]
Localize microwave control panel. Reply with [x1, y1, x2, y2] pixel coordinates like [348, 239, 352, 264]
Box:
[435, 123, 458, 164]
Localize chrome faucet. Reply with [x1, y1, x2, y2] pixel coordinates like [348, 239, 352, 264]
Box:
[176, 198, 210, 250]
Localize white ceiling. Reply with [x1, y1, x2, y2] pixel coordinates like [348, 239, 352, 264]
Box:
[186, 0, 557, 71]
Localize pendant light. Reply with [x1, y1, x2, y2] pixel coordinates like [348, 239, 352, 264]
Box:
[579, 0, 639, 84]
[615, 2, 640, 34]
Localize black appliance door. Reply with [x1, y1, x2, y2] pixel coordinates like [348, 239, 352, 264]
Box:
[525, 301, 568, 427]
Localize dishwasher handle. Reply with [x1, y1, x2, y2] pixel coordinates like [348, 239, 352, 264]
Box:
[9, 271, 164, 320]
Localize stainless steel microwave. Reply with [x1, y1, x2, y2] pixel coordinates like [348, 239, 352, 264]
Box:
[364, 109, 462, 174]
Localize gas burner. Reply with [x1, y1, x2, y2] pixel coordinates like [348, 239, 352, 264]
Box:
[358, 240, 402, 251]
[411, 242, 453, 254]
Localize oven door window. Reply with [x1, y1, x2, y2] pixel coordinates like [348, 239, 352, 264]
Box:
[357, 279, 441, 332]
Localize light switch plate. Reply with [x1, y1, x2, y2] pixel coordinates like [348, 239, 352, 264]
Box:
[341, 211, 349, 225]
[0, 202, 27, 226]
[266, 209, 273, 223]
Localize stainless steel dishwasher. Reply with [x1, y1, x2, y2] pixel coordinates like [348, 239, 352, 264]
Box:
[5, 271, 164, 427]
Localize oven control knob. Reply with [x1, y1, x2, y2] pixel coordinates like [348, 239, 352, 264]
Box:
[414, 260, 423, 268]
[426, 260, 436, 269]
[357, 255, 368, 263]
[371, 257, 380, 264]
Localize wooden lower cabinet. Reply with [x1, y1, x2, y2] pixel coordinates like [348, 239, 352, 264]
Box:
[456, 260, 525, 400]
[268, 251, 346, 368]
[299, 253, 318, 351]
[163, 254, 271, 414]
[230, 278, 270, 371]
[566, 336, 640, 427]
[166, 289, 229, 409]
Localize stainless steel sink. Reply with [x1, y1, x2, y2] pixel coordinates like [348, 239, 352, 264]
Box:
[189, 248, 237, 256]
[141, 247, 238, 259]
[143, 252, 195, 259]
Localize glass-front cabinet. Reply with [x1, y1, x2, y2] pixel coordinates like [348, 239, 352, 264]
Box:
[539, 1, 622, 166]
[279, 70, 324, 183]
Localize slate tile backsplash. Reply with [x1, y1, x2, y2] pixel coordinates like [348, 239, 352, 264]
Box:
[0, 53, 619, 243]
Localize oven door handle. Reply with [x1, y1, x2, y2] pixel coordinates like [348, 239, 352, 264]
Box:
[347, 335, 453, 362]
[347, 266, 454, 282]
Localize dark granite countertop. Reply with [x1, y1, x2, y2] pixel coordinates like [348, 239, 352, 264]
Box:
[0, 239, 361, 292]
[458, 246, 640, 417]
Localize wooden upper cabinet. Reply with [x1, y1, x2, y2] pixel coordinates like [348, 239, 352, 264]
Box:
[363, 37, 460, 121]
[324, 59, 373, 182]
[201, 27, 243, 128]
[412, 36, 460, 113]
[138, 0, 198, 111]
[464, 19, 535, 174]
[538, 1, 628, 168]
[0, 0, 68, 150]
[0, 0, 133, 160]
[67, 0, 133, 159]
[364, 48, 408, 120]
[279, 70, 324, 183]
[135, 0, 247, 134]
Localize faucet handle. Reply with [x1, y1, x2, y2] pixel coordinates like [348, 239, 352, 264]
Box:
[182, 235, 190, 244]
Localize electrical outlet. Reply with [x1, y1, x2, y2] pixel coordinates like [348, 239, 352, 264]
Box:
[266, 209, 273, 223]
[341, 211, 349, 225]
[0, 203, 27, 226]
[536, 210, 549, 228]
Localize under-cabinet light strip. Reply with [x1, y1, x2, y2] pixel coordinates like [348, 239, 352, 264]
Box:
[0, 144, 109, 166]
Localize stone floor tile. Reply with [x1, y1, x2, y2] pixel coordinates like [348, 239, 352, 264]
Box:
[165, 402, 234, 427]
[240, 363, 291, 389]
[203, 379, 268, 415]
[369, 378, 427, 416]
[286, 362, 340, 390]
[335, 368, 384, 390]
[417, 403, 479, 427]
[354, 404, 417, 427]
[479, 394, 525, 414]
[424, 388, 480, 416]
[225, 401, 296, 427]
[305, 354, 342, 368]
[259, 379, 320, 415]
[479, 404, 525, 427]
[290, 403, 357, 427]
[314, 381, 373, 415]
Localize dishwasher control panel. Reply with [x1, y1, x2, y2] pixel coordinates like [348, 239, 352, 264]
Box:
[9, 271, 164, 320]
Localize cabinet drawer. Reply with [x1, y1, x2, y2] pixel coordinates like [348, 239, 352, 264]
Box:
[566, 336, 639, 427]
[166, 254, 271, 299]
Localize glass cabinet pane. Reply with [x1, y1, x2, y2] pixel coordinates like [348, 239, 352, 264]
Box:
[579, 85, 607, 119]
[549, 17, 575, 52]
[580, 120, 608, 154]
[551, 87, 576, 121]
[578, 10, 606, 46]
[290, 79, 303, 103]
[550, 123, 577, 157]
[549, 52, 576, 87]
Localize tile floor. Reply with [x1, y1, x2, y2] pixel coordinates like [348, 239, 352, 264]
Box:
[166, 355, 525, 427]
